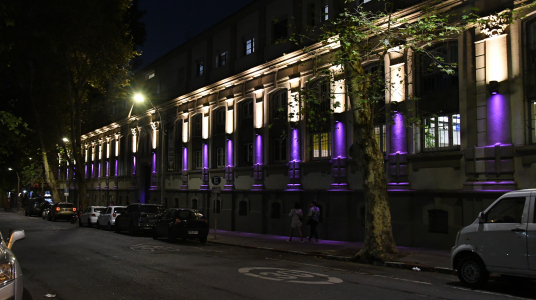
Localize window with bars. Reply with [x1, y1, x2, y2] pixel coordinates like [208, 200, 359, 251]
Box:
[216, 147, 225, 168]
[273, 136, 287, 163]
[241, 100, 254, 127]
[323, 1, 329, 21]
[214, 108, 225, 135]
[245, 38, 255, 55]
[423, 114, 460, 151]
[241, 143, 253, 166]
[270, 90, 288, 121]
[312, 132, 331, 159]
[374, 125, 387, 153]
[194, 150, 202, 170]
[193, 114, 202, 137]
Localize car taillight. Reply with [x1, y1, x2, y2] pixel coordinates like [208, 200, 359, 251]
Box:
[73, 208, 77, 212]
[113, 213, 116, 217]
[91, 213, 96, 217]
[55, 207, 60, 212]
[174, 218, 181, 225]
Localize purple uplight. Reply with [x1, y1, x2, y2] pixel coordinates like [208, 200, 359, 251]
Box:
[66, 167, 69, 180]
[255, 134, 263, 165]
[98, 163, 101, 177]
[487, 94, 510, 145]
[152, 153, 156, 173]
[106, 161, 109, 177]
[203, 143, 208, 169]
[85, 165, 87, 178]
[91, 164, 94, 177]
[291, 128, 300, 162]
[333, 121, 346, 158]
[115, 159, 118, 176]
[183, 147, 188, 170]
[132, 156, 136, 175]
[227, 139, 233, 167]
[390, 112, 407, 154]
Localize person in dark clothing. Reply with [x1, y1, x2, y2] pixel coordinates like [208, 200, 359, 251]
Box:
[307, 200, 320, 242]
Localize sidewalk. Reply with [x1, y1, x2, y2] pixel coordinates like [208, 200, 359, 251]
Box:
[208, 229, 454, 274]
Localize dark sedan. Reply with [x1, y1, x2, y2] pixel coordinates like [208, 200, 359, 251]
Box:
[114, 204, 163, 235]
[153, 208, 208, 243]
[25, 197, 47, 216]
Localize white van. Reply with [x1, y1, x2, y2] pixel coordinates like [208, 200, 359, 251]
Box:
[451, 189, 536, 287]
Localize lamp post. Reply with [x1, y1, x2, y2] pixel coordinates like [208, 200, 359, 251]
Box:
[8, 168, 20, 212]
[133, 94, 165, 207]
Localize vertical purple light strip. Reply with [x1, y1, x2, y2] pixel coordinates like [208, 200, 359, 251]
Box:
[183, 147, 188, 171]
[227, 139, 233, 167]
[487, 94, 511, 145]
[291, 128, 300, 162]
[85, 165, 87, 178]
[66, 167, 69, 180]
[203, 143, 208, 169]
[98, 164, 101, 177]
[91, 164, 94, 177]
[390, 112, 407, 154]
[106, 161, 109, 177]
[73, 167, 75, 180]
[334, 121, 346, 158]
[115, 160, 118, 176]
[132, 156, 136, 175]
[255, 135, 263, 165]
[152, 153, 156, 174]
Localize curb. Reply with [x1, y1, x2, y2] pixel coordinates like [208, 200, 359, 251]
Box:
[208, 240, 455, 275]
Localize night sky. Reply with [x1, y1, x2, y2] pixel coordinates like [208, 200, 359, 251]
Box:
[137, 0, 257, 70]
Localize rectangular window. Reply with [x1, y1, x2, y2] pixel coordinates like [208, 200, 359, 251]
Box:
[245, 38, 255, 55]
[147, 72, 155, 80]
[272, 18, 288, 43]
[273, 137, 287, 163]
[242, 143, 253, 166]
[374, 125, 387, 153]
[197, 61, 204, 76]
[323, 2, 328, 21]
[423, 114, 460, 152]
[312, 132, 331, 159]
[216, 147, 225, 168]
[195, 150, 202, 169]
[218, 51, 228, 67]
[241, 100, 254, 127]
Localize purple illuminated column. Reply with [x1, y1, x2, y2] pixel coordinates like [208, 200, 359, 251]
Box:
[224, 139, 234, 190]
[487, 94, 511, 145]
[180, 147, 188, 190]
[106, 161, 109, 177]
[98, 163, 101, 177]
[286, 128, 302, 190]
[91, 165, 94, 178]
[252, 135, 264, 190]
[200, 143, 209, 190]
[115, 160, 118, 177]
[85, 165, 87, 178]
[151, 152, 157, 188]
[66, 167, 69, 181]
[390, 112, 407, 154]
[330, 120, 348, 190]
[132, 156, 136, 175]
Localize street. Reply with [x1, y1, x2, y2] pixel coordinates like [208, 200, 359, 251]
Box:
[2, 211, 535, 300]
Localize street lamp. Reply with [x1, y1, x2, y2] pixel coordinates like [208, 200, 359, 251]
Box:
[63, 137, 69, 142]
[131, 93, 165, 207]
[8, 168, 20, 212]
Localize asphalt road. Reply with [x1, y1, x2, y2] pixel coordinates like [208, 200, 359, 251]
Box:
[1, 211, 535, 300]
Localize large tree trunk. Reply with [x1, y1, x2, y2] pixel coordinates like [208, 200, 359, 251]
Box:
[345, 44, 398, 262]
[68, 84, 89, 209]
[40, 149, 61, 203]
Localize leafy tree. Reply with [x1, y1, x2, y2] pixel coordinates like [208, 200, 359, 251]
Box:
[290, 0, 534, 261]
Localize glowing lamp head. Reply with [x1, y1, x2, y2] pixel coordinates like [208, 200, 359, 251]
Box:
[134, 93, 145, 103]
[8, 168, 12, 171]
[63, 137, 69, 142]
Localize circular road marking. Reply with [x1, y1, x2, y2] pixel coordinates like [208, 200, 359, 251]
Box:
[238, 267, 343, 285]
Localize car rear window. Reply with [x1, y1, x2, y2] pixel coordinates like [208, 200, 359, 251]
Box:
[114, 208, 126, 213]
[60, 204, 74, 208]
[139, 206, 163, 214]
[94, 208, 106, 213]
[177, 210, 194, 219]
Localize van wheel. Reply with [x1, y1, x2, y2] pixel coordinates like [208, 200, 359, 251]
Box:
[457, 256, 489, 288]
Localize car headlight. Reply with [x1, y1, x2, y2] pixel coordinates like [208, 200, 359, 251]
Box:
[0, 260, 14, 284]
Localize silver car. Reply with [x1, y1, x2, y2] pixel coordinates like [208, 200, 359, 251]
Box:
[96, 206, 126, 230]
[0, 229, 25, 300]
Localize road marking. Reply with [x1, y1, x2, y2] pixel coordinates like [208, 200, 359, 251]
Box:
[239, 267, 343, 284]
[130, 244, 180, 252]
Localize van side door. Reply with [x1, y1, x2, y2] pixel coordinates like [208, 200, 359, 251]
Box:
[479, 195, 530, 270]
[528, 192, 536, 270]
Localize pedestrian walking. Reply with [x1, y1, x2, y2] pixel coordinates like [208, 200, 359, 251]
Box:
[287, 202, 304, 243]
[307, 200, 320, 242]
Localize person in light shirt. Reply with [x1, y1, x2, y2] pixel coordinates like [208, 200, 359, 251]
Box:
[287, 202, 304, 243]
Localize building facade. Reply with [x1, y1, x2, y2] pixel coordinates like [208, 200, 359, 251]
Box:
[60, 0, 536, 249]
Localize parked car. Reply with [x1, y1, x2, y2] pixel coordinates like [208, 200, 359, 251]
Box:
[153, 208, 208, 243]
[451, 189, 536, 288]
[48, 202, 77, 222]
[114, 204, 163, 235]
[0, 229, 25, 300]
[25, 197, 46, 216]
[79, 206, 106, 227]
[96, 206, 126, 230]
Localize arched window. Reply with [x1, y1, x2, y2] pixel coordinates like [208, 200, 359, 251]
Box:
[270, 90, 288, 122]
[307, 79, 331, 160]
[270, 90, 288, 164]
[239, 200, 248, 216]
[270, 202, 281, 219]
[213, 107, 226, 168]
[239, 99, 254, 166]
[192, 114, 202, 137]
